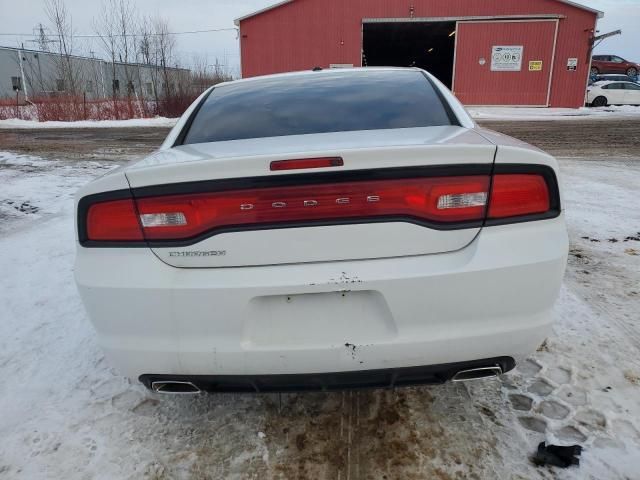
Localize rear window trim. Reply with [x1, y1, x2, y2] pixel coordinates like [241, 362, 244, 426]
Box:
[418, 71, 461, 127]
[172, 87, 215, 147]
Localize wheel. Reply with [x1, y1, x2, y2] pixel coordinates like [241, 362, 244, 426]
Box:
[590, 66, 599, 75]
[591, 96, 607, 107]
[626, 67, 638, 78]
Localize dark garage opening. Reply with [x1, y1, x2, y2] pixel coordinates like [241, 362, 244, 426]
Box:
[363, 21, 457, 87]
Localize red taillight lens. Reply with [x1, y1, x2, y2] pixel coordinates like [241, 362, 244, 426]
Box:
[86, 199, 144, 241]
[270, 157, 344, 171]
[134, 176, 490, 241]
[488, 174, 550, 219]
[80, 169, 559, 245]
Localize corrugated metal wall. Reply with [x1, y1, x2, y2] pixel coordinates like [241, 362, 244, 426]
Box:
[454, 21, 558, 106]
[239, 0, 597, 107]
[0, 46, 188, 100]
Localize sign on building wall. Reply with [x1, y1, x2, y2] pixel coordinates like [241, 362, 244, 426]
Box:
[567, 58, 578, 71]
[491, 46, 524, 71]
[529, 61, 543, 71]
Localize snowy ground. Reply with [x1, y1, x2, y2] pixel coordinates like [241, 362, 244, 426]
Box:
[0, 117, 178, 130]
[468, 105, 640, 121]
[0, 138, 639, 478]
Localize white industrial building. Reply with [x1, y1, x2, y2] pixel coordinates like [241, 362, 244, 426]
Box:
[0, 45, 189, 101]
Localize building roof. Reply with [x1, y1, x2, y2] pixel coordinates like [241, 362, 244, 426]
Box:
[234, 0, 603, 25]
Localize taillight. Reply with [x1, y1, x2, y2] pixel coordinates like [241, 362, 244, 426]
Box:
[86, 199, 143, 241]
[79, 166, 559, 246]
[134, 176, 490, 241]
[488, 174, 550, 219]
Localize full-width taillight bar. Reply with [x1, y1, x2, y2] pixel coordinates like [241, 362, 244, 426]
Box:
[79, 166, 559, 246]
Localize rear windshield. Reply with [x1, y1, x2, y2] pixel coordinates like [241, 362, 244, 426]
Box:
[182, 70, 455, 144]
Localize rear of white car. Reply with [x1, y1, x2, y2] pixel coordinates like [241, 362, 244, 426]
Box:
[75, 68, 568, 393]
[587, 80, 640, 106]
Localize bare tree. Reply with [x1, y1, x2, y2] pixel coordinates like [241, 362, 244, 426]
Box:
[45, 0, 81, 95]
[191, 54, 233, 94]
[95, 0, 140, 115]
[152, 16, 176, 100]
[137, 15, 159, 109]
[114, 0, 138, 101]
[190, 54, 209, 94]
[96, 6, 182, 117]
[93, 1, 119, 114]
[210, 58, 233, 84]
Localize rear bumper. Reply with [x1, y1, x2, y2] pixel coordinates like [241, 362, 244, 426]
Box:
[140, 357, 516, 393]
[75, 215, 568, 382]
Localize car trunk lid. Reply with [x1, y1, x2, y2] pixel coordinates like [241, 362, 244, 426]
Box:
[125, 126, 496, 268]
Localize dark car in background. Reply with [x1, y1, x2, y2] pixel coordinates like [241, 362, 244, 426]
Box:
[591, 55, 640, 78]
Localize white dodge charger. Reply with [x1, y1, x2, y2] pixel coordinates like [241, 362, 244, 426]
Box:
[75, 68, 568, 394]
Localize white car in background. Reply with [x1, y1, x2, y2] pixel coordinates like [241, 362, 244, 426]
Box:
[587, 80, 640, 107]
[75, 68, 568, 394]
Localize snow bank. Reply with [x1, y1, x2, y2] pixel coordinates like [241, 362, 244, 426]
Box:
[469, 105, 640, 121]
[0, 117, 178, 129]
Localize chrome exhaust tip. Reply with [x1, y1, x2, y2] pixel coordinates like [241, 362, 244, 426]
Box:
[151, 380, 201, 395]
[451, 365, 503, 382]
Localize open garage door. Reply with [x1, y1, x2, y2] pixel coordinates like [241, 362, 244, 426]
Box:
[453, 20, 558, 106]
[363, 21, 456, 88]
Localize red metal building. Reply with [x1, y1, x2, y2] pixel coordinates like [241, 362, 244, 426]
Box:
[235, 0, 602, 108]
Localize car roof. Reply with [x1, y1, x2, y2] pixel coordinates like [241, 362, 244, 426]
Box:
[593, 80, 635, 86]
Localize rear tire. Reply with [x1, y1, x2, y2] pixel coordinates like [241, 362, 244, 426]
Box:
[591, 96, 608, 107]
[626, 67, 638, 78]
[590, 66, 599, 75]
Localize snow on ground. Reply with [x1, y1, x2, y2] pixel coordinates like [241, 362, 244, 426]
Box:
[0, 152, 113, 234]
[469, 105, 640, 121]
[0, 117, 178, 129]
[0, 151, 639, 478]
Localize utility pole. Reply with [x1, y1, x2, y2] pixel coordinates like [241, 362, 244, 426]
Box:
[37, 23, 50, 52]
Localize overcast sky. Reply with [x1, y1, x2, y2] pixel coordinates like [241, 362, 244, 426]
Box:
[0, 0, 638, 77]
